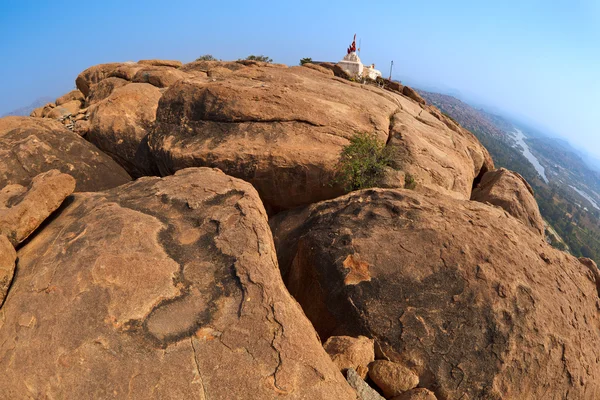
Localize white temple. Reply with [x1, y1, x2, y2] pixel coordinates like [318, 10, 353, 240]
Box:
[336, 34, 382, 80]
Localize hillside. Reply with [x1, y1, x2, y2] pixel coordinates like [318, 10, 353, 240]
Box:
[1, 96, 54, 117]
[1, 60, 599, 399]
[419, 89, 600, 263]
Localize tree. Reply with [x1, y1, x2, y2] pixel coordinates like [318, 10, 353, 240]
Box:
[299, 57, 313, 65]
[196, 54, 218, 61]
[244, 55, 273, 63]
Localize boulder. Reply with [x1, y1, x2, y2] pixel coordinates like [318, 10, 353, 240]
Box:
[138, 59, 183, 68]
[368, 360, 419, 398]
[86, 76, 129, 105]
[0, 116, 131, 192]
[346, 368, 385, 400]
[45, 100, 83, 120]
[132, 66, 190, 88]
[387, 104, 493, 200]
[302, 63, 334, 76]
[391, 388, 437, 400]
[324, 335, 375, 378]
[0, 235, 16, 308]
[471, 168, 544, 236]
[108, 63, 145, 81]
[579, 257, 600, 297]
[149, 64, 491, 212]
[149, 65, 405, 212]
[88, 83, 162, 177]
[0, 168, 355, 400]
[402, 86, 426, 105]
[55, 90, 84, 106]
[270, 188, 600, 399]
[76, 62, 123, 97]
[0, 169, 75, 246]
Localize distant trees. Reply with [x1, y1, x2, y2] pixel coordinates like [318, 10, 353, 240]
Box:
[244, 55, 273, 63]
[196, 54, 218, 61]
[299, 57, 313, 65]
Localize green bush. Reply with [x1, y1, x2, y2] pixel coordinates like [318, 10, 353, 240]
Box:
[300, 57, 313, 65]
[334, 132, 392, 191]
[244, 55, 273, 63]
[196, 54, 218, 61]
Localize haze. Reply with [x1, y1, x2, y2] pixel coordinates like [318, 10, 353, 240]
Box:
[1, 0, 598, 156]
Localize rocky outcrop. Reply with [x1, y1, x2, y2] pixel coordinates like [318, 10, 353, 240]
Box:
[75, 62, 124, 97]
[324, 335, 374, 378]
[87, 77, 129, 105]
[387, 104, 493, 200]
[402, 86, 426, 105]
[270, 188, 600, 399]
[87, 83, 162, 177]
[149, 64, 490, 212]
[0, 117, 131, 191]
[132, 66, 190, 88]
[0, 235, 16, 307]
[471, 168, 544, 236]
[0, 168, 355, 399]
[302, 63, 334, 76]
[55, 90, 85, 106]
[0, 170, 75, 246]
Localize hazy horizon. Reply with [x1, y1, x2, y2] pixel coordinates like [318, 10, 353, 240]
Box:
[2, 0, 598, 156]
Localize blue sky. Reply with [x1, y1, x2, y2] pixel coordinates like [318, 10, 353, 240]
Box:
[1, 0, 599, 156]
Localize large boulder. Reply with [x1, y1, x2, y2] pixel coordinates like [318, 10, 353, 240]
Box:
[88, 83, 162, 177]
[0, 168, 355, 400]
[76, 62, 123, 97]
[0, 235, 16, 307]
[471, 168, 544, 236]
[0, 117, 131, 191]
[270, 188, 600, 399]
[86, 76, 129, 105]
[55, 90, 84, 106]
[387, 106, 493, 200]
[0, 170, 75, 246]
[149, 65, 489, 212]
[132, 66, 190, 88]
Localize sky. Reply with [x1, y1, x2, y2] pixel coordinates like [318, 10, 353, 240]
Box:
[1, 0, 599, 156]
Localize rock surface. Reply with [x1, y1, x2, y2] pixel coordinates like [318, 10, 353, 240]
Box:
[0, 117, 131, 192]
[368, 360, 419, 398]
[472, 168, 544, 236]
[0, 168, 355, 400]
[324, 335, 375, 378]
[391, 388, 437, 400]
[149, 64, 490, 211]
[270, 188, 600, 399]
[402, 86, 426, 105]
[0, 170, 75, 246]
[88, 83, 162, 177]
[346, 368, 385, 400]
[86, 77, 129, 105]
[0, 235, 16, 307]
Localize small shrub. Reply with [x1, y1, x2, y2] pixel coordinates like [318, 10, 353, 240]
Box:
[334, 132, 392, 191]
[244, 55, 273, 63]
[196, 54, 218, 61]
[300, 57, 313, 65]
[404, 173, 416, 189]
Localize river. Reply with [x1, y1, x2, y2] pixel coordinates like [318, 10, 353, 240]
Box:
[569, 185, 600, 210]
[511, 129, 549, 183]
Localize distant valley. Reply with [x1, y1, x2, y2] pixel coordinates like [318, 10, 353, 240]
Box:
[418, 89, 600, 263]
